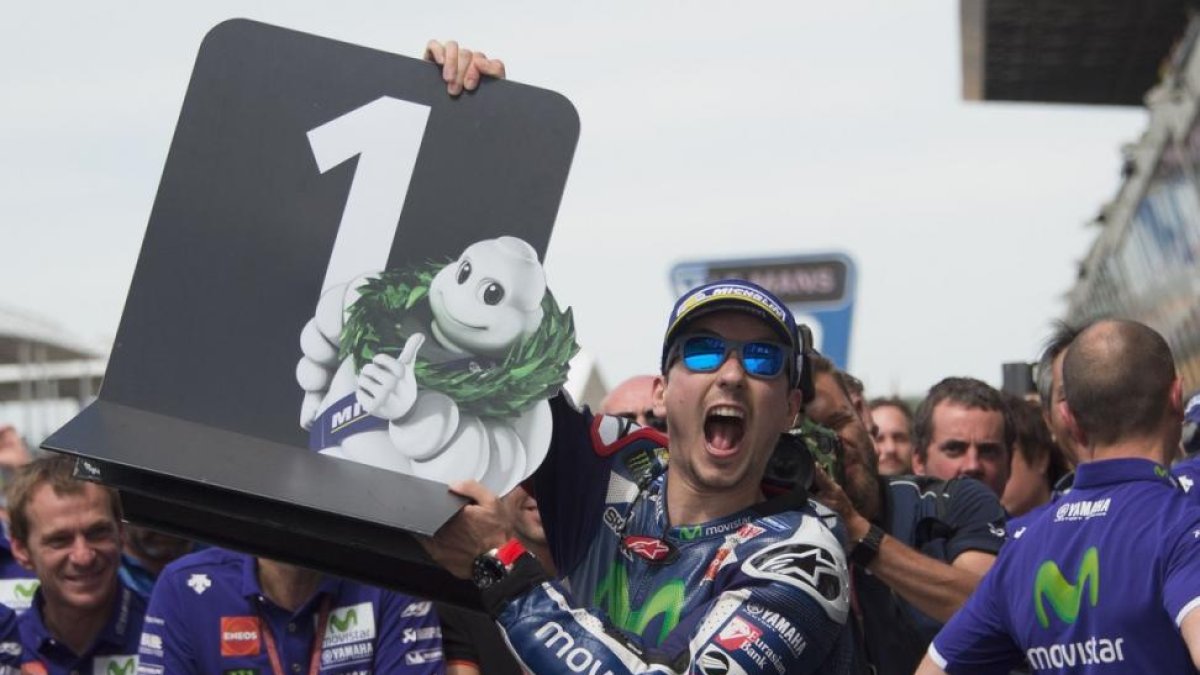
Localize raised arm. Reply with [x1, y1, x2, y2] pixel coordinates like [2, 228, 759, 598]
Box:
[813, 469, 1000, 622]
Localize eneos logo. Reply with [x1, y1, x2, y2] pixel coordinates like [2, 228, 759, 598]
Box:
[1034, 547, 1099, 629]
[220, 616, 261, 657]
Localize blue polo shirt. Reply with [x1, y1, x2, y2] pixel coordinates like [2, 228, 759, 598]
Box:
[1173, 454, 1200, 497]
[137, 548, 444, 675]
[19, 582, 145, 675]
[0, 533, 37, 615]
[0, 603, 21, 673]
[929, 458, 1200, 673]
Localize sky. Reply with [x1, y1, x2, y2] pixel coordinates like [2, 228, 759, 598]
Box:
[1, 1, 1148, 397]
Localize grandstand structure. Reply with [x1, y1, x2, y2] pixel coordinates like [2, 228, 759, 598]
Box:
[0, 305, 106, 445]
[962, 0, 1200, 393]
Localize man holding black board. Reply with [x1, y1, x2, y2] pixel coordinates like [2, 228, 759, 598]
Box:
[423, 255, 855, 672]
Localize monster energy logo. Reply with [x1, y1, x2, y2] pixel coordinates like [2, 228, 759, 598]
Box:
[1034, 547, 1099, 629]
[107, 658, 136, 675]
[330, 608, 358, 632]
[594, 564, 684, 645]
[13, 582, 37, 599]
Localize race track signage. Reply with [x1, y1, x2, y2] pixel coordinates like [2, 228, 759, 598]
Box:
[671, 253, 857, 368]
[43, 19, 579, 605]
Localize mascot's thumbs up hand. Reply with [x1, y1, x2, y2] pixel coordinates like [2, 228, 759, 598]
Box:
[357, 333, 426, 421]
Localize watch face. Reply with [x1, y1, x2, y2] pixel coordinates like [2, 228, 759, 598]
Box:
[472, 554, 505, 589]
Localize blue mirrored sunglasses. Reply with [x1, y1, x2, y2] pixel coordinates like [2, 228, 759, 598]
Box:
[676, 334, 789, 379]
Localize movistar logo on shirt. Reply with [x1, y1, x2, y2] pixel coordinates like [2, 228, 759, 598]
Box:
[322, 602, 376, 648]
[94, 655, 138, 675]
[1034, 546, 1099, 628]
[1025, 637, 1126, 670]
[0, 579, 39, 612]
[1026, 547, 1128, 668]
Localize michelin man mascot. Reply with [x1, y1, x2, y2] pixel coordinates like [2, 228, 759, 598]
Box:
[295, 236, 576, 496]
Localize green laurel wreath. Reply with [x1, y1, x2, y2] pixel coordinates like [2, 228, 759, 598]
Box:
[339, 263, 578, 420]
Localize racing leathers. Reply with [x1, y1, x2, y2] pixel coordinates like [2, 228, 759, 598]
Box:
[485, 398, 855, 674]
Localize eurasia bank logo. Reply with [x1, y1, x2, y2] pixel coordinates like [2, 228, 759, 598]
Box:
[1034, 546, 1099, 629]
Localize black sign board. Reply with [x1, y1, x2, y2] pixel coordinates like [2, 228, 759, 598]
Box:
[43, 19, 579, 603]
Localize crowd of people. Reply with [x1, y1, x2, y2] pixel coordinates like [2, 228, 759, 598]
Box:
[0, 41, 1197, 675]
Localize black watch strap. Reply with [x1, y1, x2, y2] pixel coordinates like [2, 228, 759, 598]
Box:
[479, 553, 548, 618]
[849, 524, 885, 568]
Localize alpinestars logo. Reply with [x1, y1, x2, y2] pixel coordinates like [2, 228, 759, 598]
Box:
[622, 536, 677, 563]
[744, 544, 843, 603]
[1035, 546, 1099, 628]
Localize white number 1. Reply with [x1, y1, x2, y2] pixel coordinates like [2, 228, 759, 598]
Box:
[307, 96, 432, 293]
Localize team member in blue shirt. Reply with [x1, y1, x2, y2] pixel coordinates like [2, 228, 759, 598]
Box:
[1170, 393, 1200, 495]
[0, 425, 38, 616]
[137, 547, 445, 674]
[0, 532, 38, 615]
[5, 454, 145, 675]
[919, 319, 1200, 673]
[0, 604, 20, 673]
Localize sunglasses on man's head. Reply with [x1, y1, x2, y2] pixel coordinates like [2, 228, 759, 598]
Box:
[673, 334, 790, 379]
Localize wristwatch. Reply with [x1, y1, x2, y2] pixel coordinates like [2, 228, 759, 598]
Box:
[849, 524, 885, 568]
[472, 538, 528, 590]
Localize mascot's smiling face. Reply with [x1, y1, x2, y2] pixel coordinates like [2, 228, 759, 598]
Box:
[430, 237, 546, 358]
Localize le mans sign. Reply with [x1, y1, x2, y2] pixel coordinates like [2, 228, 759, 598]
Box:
[671, 253, 858, 368]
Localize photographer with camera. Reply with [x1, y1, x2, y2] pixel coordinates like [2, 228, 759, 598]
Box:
[802, 355, 1007, 675]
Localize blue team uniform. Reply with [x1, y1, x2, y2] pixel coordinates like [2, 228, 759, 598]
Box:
[929, 458, 1200, 673]
[19, 582, 144, 675]
[0, 603, 21, 673]
[136, 548, 444, 675]
[494, 399, 855, 674]
[0, 533, 38, 615]
[1173, 454, 1200, 497]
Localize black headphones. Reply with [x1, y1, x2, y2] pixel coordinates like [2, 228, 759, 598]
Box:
[797, 324, 816, 405]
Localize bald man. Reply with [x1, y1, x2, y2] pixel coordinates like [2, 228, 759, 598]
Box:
[920, 319, 1200, 673]
[599, 374, 665, 431]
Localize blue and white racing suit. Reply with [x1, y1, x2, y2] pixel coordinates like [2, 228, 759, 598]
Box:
[485, 397, 855, 674]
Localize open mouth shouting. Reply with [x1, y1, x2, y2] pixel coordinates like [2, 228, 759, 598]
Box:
[704, 404, 746, 459]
